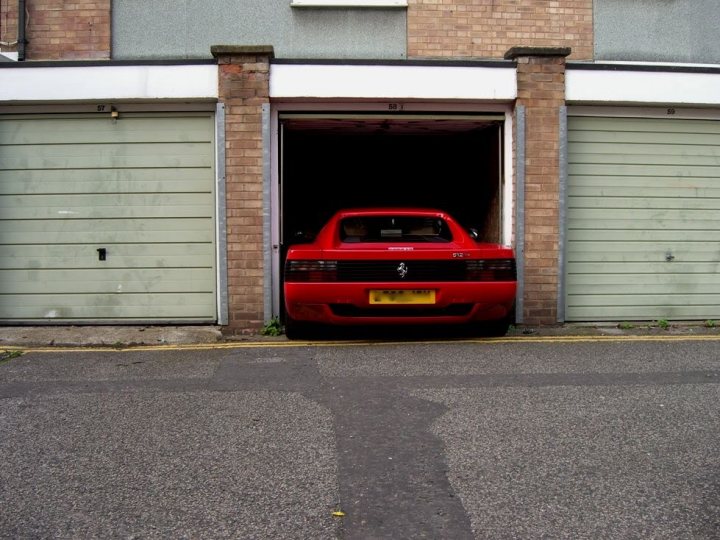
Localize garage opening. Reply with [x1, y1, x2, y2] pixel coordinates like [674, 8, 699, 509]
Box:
[274, 113, 507, 317]
[280, 114, 505, 247]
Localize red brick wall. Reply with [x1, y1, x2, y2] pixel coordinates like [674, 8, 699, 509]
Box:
[0, 1, 19, 56]
[408, 0, 593, 60]
[213, 46, 273, 333]
[1, 0, 111, 60]
[512, 51, 567, 325]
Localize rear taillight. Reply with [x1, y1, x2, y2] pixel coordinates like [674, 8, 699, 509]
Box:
[465, 259, 516, 281]
[285, 260, 338, 282]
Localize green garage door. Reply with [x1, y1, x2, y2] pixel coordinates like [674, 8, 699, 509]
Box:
[566, 116, 720, 321]
[0, 112, 217, 322]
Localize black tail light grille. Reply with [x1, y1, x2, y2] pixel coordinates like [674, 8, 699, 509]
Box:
[285, 259, 516, 282]
[284, 260, 338, 282]
[465, 259, 517, 282]
[337, 260, 465, 282]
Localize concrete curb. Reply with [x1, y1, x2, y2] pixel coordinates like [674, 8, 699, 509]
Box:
[0, 325, 226, 348]
[0, 323, 718, 350]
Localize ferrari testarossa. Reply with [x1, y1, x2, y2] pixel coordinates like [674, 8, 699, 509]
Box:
[283, 208, 517, 337]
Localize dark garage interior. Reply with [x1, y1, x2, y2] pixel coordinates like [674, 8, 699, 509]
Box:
[280, 114, 504, 247]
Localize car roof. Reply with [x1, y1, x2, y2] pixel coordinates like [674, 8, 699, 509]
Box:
[334, 208, 449, 218]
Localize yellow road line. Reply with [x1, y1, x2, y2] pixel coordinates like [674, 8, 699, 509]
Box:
[3, 333, 720, 354]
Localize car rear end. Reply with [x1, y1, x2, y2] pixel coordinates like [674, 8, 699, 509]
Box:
[284, 209, 517, 332]
[284, 252, 516, 326]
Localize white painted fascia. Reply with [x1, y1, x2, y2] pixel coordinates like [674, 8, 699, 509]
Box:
[566, 68, 720, 106]
[270, 63, 517, 101]
[0, 64, 218, 102]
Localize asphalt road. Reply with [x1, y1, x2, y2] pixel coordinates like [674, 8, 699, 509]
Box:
[1, 336, 719, 539]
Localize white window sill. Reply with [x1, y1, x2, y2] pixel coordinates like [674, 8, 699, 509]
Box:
[291, 0, 407, 7]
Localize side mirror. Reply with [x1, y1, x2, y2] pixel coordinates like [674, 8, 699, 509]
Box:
[468, 228, 479, 240]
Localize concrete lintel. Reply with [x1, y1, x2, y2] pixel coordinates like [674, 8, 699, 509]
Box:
[504, 47, 572, 60]
[211, 45, 275, 59]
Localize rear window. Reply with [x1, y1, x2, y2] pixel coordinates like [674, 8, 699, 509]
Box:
[340, 216, 452, 243]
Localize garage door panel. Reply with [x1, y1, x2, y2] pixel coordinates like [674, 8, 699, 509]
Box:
[567, 278, 720, 296]
[569, 196, 720, 211]
[570, 151, 720, 167]
[567, 293, 720, 308]
[569, 184, 720, 199]
[0, 293, 215, 320]
[568, 208, 720, 224]
[569, 163, 720, 178]
[569, 262, 718, 274]
[568, 218, 720, 231]
[567, 175, 720, 189]
[569, 131, 720, 146]
[0, 244, 214, 270]
[568, 229, 720, 243]
[1, 143, 213, 170]
[0, 169, 211, 195]
[567, 306, 719, 321]
[569, 142, 720, 161]
[1, 193, 214, 220]
[2, 268, 214, 294]
[0, 218, 214, 245]
[568, 284, 720, 297]
[570, 116, 720, 133]
[566, 116, 720, 321]
[0, 115, 214, 145]
[568, 243, 720, 263]
[568, 272, 720, 284]
[0, 112, 217, 322]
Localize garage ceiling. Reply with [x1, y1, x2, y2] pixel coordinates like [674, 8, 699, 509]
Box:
[280, 114, 501, 135]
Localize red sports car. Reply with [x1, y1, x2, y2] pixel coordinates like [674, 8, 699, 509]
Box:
[283, 208, 517, 337]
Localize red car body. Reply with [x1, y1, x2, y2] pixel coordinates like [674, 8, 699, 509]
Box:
[283, 208, 516, 335]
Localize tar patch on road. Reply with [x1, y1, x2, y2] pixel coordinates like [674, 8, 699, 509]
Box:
[217, 348, 475, 539]
[317, 379, 473, 540]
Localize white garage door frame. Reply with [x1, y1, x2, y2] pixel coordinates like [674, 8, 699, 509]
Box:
[267, 101, 516, 319]
[0, 102, 228, 325]
[561, 105, 720, 322]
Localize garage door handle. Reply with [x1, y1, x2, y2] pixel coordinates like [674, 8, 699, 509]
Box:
[665, 252, 675, 262]
[97, 248, 107, 261]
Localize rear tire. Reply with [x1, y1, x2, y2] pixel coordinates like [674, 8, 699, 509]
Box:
[283, 310, 304, 340]
[479, 319, 511, 337]
[476, 304, 515, 337]
[283, 309, 316, 340]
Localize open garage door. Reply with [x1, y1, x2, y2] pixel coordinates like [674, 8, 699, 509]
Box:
[280, 113, 504, 246]
[566, 115, 720, 321]
[275, 112, 506, 316]
[0, 112, 217, 323]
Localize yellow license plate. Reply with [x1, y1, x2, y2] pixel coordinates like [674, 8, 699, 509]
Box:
[369, 290, 436, 305]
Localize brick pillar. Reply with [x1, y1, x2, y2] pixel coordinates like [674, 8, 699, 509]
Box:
[212, 45, 274, 333]
[505, 46, 570, 326]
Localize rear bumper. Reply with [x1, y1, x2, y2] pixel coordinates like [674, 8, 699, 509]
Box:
[284, 282, 516, 325]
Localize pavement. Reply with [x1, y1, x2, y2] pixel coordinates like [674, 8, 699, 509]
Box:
[0, 321, 719, 349]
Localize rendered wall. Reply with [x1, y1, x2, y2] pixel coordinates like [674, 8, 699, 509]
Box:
[595, 0, 720, 64]
[112, 0, 406, 60]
